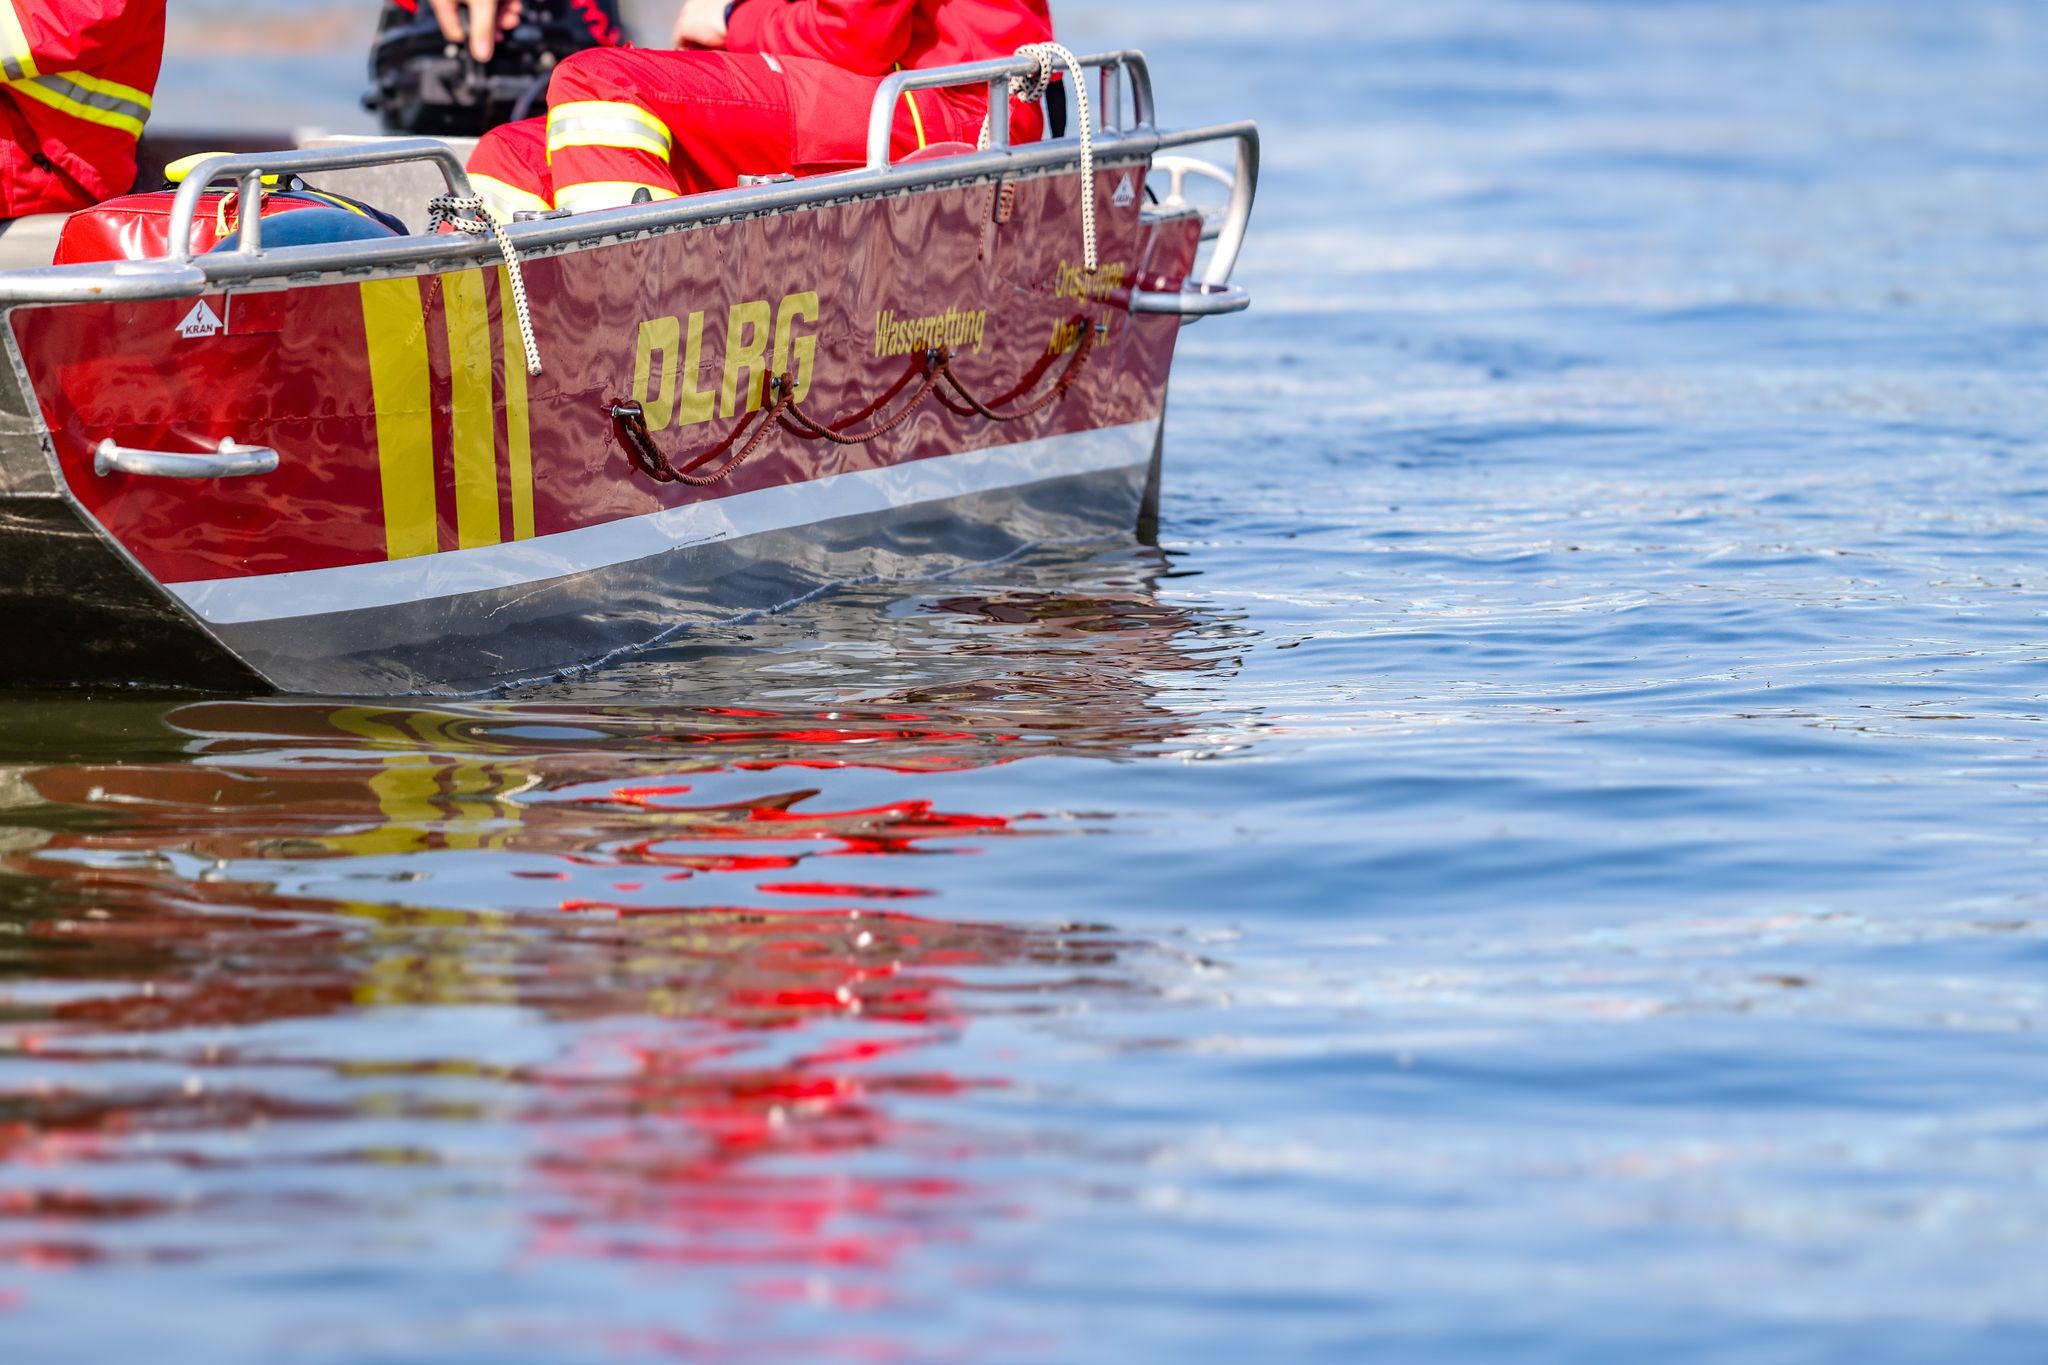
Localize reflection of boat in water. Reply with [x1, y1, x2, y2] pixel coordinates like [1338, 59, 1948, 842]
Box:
[0, 50, 1256, 693]
[0, 568, 1234, 1291]
[14, 549, 1245, 873]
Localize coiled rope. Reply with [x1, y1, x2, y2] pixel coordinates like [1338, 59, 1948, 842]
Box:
[982, 41, 1096, 272]
[429, 193, 543, 376]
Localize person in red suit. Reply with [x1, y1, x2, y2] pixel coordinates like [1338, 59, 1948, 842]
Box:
[462, 0, 1053, 219]
[0, 0, 163, 217]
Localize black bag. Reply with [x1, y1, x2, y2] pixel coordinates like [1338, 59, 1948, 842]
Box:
[363, 0, 630, 137]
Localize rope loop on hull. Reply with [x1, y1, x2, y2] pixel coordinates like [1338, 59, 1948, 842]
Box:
[612, 377, 794, 485]
[935, 315, 1099, 423]
[610, 317, 1101, 487]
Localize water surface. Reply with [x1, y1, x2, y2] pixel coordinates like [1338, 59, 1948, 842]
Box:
[8, 0, 2048, 1359]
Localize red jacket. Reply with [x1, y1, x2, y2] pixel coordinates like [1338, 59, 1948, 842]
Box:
[727, 0, 1052, 150]
[0, 0, 164, 216]
[727, 0, 1054, 77]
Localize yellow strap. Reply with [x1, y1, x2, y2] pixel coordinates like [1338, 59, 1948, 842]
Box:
[894, 63, 929, 150]
[297, 190, 370, 218]
[166, 152, 281, 187]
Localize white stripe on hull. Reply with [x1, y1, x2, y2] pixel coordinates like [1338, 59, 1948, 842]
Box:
[167, 421, 1157, 626]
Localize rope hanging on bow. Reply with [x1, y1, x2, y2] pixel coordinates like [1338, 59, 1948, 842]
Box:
[612, 378, 794, 485]
[981, 41, 1097, 272]
[429, 193, 543, 377]
[610, 321, 1100, 487]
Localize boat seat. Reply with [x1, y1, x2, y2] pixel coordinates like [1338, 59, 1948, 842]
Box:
[0, 214, 68, 269]
[901, 141, 978, 164]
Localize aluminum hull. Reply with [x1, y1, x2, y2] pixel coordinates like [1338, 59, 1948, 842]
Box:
[218, 429, 1157, 694]
[0, 54, 1252, 694]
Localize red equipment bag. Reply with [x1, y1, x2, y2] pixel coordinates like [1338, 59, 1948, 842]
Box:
[54, 187, 404, 265]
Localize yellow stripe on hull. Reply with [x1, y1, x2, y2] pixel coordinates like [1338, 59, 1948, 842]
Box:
[359, 277, 437, 560]
[441, 269, 500, 550]
[498, 266, 536, 541]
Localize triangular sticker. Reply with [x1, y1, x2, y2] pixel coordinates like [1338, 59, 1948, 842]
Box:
[177, 299, 223, 338]
[1112, 173, 1136, 209]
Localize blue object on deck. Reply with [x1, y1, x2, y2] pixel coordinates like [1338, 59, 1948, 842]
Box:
[207, 206, 399, 250]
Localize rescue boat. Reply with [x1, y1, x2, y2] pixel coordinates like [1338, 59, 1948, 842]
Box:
[0, 50, 1255, 693]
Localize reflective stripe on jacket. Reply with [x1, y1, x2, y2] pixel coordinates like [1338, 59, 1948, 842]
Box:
[0, 0, 164, 215]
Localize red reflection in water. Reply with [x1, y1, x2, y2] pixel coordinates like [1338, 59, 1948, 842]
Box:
[759, 884, 935, 901]
[0, 581, 1226, 1348]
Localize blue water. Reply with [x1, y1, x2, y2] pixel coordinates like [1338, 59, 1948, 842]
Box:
[9, 0, 2048, 1359]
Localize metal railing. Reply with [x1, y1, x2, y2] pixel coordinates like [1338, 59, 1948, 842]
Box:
[0, 54, 1253, 312]
[1197, 127, 1258, 291]
[163, 138, 472, 261]
[865, 48, 1155, 170]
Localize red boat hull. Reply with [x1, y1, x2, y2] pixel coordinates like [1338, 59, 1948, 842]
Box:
[0, 150, 1212, 692]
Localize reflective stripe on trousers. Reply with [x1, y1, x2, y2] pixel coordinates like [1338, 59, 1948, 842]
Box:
[470, 173, 552, 221]
[552, 180, 678, 214]
[544, 100, 673, 160]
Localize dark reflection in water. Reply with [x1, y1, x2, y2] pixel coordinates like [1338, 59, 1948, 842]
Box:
[0, 547, 1247, 1355]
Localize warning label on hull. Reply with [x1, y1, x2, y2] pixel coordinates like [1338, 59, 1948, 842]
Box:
[177, 299, 224, 338]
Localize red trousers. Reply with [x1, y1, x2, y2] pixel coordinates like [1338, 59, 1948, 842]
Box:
[466, 46, 1041, 216]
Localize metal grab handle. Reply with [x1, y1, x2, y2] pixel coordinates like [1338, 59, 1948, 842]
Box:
[165, 138, 473, 261]
[1129, 281, 1251, 316]
[866, 49, 1154, 170]
[94, 437, 279, 479]
[1195, 128, 1256, 290]
[1134, 123, 1258, 292]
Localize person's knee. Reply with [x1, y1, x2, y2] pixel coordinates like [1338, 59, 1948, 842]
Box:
[547, 47, 630, 104]
[469, 123, 529, 175]
[467, 120, 552, 215]
[545, 77, 677, 176]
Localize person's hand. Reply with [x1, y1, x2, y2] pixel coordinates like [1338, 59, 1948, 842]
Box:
[672, 0, 730, 49]
[427, 0, 523, 62]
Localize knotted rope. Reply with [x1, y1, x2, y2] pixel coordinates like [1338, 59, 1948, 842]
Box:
[982, 41, 1097, 272]
[429, 193, 543, 376]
